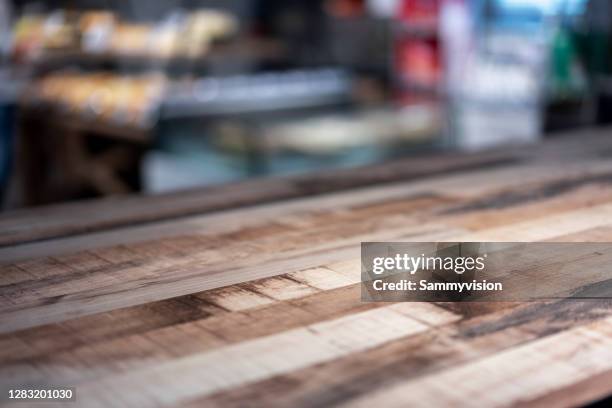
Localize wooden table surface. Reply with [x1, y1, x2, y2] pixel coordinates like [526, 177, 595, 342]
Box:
[3, 128, 612, 407]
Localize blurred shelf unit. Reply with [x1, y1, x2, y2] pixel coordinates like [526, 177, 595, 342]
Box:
[8, 1, 446, 204]
[10, 6, 286, 136]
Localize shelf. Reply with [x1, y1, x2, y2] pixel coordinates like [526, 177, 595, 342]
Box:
[160, 69, 353, 120]
[19, 38, 287, 75]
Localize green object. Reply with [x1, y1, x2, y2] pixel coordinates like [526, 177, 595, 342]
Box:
[550, 25, 588, 100]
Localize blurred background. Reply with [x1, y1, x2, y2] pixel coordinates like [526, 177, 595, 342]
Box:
[0, 0, 609, 209]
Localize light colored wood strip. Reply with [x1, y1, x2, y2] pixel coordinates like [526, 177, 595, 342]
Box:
[455, 202, 612, 242]
[326, 259, 362, 281]
[543, 225, 612, 242]
[289, 267, 358, 290]
[389, 302, 462, 326]
[205, 286, 275, 312]
[519, 368, 612, 408]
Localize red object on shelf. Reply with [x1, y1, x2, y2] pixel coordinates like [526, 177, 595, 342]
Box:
[397, 39, 441, 86]
[399, 0, 440, 24]
[395, 0, 443, 105]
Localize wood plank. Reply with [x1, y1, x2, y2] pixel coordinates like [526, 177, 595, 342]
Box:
[4, 170, 612, 332]
[339, 315, 612, 408]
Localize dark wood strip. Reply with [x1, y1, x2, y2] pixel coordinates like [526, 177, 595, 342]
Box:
[441, 172, 612, 214]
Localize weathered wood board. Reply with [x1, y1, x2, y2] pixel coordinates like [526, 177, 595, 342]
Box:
[3, 129, 612, 407]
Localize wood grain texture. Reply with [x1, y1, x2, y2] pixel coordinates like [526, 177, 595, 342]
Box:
[3, 129, 612, 407]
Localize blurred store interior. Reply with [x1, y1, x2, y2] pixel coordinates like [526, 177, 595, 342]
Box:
[0, 0, 609, 209]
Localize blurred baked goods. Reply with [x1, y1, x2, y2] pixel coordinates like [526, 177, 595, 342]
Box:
[79, 11, 117, 53]
[11, 9, 238, 62]
[27, 72, 168, 127]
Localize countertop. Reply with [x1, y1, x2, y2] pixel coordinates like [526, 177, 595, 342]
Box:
[2, 128, 612, 407]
